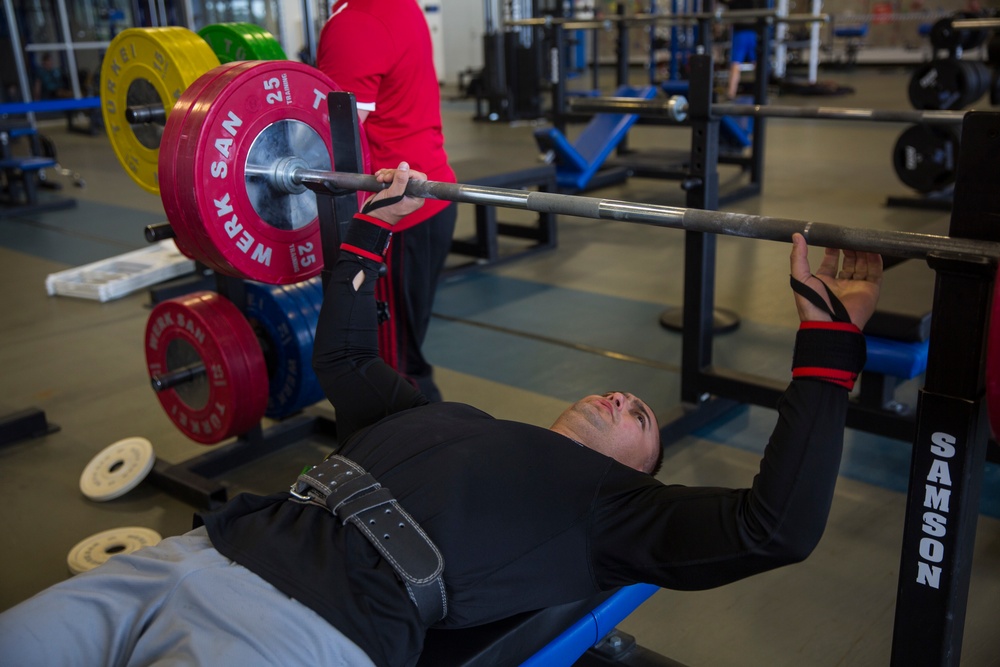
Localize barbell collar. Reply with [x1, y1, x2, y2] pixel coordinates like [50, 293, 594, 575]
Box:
[290, 170, 1000, 263]
[567, 96, 968, 125]
[145, 222, 176, 243]
[151, 362, 207, 393]
[125, 103, 167, 125]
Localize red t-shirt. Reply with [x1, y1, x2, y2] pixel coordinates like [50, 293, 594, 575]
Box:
[317, 0, 455, 229]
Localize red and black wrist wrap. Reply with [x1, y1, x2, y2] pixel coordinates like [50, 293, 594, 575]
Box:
[792, 321, 866, 390]
[341, 213, 393, 263]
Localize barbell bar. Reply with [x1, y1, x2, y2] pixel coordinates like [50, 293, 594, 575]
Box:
[567, 95, 970, 125]
[951, 17, 1000, 30]
[280, 169, 999, 263]
[504, 10, 827, 29]
[161, 62, 999, 286]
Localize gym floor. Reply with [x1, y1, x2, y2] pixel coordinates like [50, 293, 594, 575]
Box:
[2, 66, 999, 666]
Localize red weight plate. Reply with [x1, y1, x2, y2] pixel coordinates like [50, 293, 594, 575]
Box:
[145, 291, 268, 444]
[172, 66, 263, 277]
[160, 62, 243, 259]
[161, 62, 259, 268]
[987, 271, 1000, 440]
[176, 61, 372, 284]
[184, 62, 335, 283]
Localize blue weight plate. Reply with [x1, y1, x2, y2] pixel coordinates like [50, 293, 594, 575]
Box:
[243, 281, 315, 418]
[299, 275, 324, 316]
[278, 281, 324, 413]
[293, 276, 325, 404]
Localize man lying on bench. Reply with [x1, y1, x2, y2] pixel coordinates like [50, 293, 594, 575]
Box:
[0, 164, 883, 667]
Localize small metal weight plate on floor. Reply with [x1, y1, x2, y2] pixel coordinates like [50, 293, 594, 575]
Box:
[79, 436, 156, 501]
[100, 27, 220, 194]
[67, 527, 162, 575]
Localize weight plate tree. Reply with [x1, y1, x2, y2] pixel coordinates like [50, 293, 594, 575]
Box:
[100, 27, 221, 194]
[145, 291, 268, 444]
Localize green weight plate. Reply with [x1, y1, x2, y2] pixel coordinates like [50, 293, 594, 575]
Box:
[199, 23, 287, 63]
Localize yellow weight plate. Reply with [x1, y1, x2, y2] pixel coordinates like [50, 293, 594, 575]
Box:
[100, 27, 220, 194]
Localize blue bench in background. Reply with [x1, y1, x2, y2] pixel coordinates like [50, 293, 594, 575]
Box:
[0, 156, 60, 207]
[534, 85, 657, 192]
[660, 80, 755, 150]
[859, 258, 934, 413]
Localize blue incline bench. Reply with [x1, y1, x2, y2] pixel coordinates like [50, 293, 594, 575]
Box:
[418, 583, 660, 666]
[534, 85, 657, 192]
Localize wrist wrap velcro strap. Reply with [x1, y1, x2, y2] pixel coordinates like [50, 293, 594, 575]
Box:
[341, 213, 393, 262]
[289, 455, 447, 626]
[792, 321, 866, 390]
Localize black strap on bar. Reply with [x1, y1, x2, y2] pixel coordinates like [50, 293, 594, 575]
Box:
[789, 274, 852, 323]
[289, 455, 447, 625]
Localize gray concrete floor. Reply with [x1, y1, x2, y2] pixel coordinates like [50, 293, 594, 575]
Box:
[1, 65, 999, 666]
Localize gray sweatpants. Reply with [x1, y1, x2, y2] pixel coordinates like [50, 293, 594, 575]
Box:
[0, 526, 375, 667]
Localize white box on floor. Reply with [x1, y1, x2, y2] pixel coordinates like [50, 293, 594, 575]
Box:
[45, 239, 195, 302]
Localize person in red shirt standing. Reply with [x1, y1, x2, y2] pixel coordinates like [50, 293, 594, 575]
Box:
[316, 0, 457, 401]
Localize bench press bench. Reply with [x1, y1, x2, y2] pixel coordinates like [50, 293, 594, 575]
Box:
[447, 158, 558, 272]
[859, 258, 934, 414]
[419, 584, 663, 666]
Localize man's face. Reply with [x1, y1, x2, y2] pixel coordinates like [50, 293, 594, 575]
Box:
[552, 392, 660, 473]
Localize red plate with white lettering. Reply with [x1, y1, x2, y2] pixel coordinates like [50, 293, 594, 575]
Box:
[159, 61, 259, 265]
[172, 61, 370, 284]
[145, 291, 267, 444]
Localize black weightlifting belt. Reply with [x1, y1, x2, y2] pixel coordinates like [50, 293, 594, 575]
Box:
[288, 455, 447, 625]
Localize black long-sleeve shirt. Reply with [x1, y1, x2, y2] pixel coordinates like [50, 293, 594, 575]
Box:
[200, 243, 853, 667]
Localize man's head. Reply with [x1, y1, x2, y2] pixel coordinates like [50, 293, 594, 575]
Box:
[550, 392, 662, 475]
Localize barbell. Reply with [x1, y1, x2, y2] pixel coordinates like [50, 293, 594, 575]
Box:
[566, 95, 970, 125]
[566, 95, 969, 193]
[156, 62, 1000, 278]
[504, 9, 827, 29]
[152, 61, 1000, 441]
